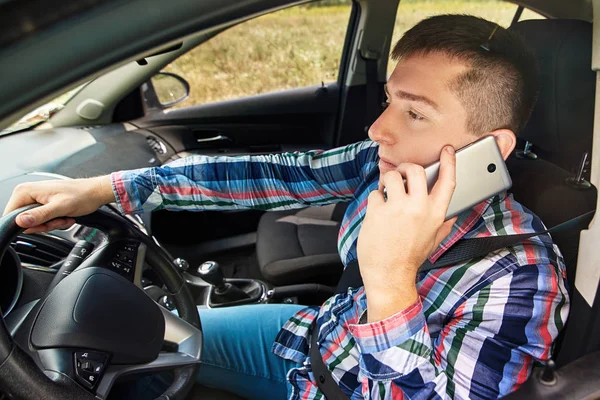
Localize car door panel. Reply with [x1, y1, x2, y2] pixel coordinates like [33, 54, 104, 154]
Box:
[135, 83, 343, 248]
[135, 83, 340, 156]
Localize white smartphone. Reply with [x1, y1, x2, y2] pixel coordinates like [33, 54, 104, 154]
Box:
[383, 136, 512, 219]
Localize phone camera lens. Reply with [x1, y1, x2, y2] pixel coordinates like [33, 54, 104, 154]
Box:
[487, 163, 497, 173]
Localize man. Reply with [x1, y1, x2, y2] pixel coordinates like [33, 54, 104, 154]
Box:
[4, 15, 568, 399]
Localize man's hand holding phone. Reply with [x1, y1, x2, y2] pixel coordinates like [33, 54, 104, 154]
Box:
[357, 146, 458, 323]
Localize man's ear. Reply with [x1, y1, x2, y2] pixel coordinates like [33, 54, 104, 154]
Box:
[487, 129, 516, 160]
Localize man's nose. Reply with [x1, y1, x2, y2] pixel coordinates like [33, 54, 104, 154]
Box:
[368, 113, 395, 145]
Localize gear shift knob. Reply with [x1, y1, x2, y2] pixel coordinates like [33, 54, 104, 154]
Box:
[197, 261, 225, 289]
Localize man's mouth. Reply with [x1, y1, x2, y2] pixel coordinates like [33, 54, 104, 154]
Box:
[378, 155, 396, 170]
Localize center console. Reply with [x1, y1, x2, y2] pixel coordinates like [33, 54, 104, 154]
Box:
[145, 258, 336, 310]
[195, 261, 269, 307]
[181, 260, 271, 308]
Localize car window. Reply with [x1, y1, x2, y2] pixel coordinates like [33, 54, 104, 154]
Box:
[1, 84, 85, 135]
[157, 1, 353, 109]
[387, 0, 546, 76]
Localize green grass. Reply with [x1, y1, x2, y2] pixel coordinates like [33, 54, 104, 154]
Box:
[163, 1, 543, 108]
[164, 5, 352, 107]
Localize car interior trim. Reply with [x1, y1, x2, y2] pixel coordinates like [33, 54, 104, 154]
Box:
[574, 21, 600, 305]
[94, 306, 202, 399]
[1, 247, 23, 317]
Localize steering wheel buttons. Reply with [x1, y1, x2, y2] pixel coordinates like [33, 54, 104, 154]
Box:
[109, 259, 134, 279]
[123, 243, 137, 254]
[74, 351, 108, 390]
[110, 259, 124, 270]
[116, 250, 134, 265]
[77, 370, 99, 388]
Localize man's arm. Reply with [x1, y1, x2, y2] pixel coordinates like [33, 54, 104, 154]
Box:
[3, 140, 377, 232]
[352, 147, 568, 398]
[347, 261, 569, 399]
[112, 140, 378, 214]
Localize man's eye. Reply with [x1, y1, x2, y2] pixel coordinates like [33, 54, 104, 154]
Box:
[381, 101, 390, 109]
[408, 110, 424, 121]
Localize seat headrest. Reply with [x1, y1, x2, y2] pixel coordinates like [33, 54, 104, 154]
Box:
[509, 19, 595, 171]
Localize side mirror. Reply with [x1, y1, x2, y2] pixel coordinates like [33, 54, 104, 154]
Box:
[149, 72, 190, 109]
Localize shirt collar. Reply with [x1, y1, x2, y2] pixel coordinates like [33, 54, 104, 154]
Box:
[428, 192, 506, 263]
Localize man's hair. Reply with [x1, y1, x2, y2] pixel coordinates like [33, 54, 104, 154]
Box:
[391, 14, 540, 135]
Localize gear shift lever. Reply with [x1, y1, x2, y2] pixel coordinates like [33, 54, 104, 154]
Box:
[197, 261, 250, 303]
[197, 261, 226, 290]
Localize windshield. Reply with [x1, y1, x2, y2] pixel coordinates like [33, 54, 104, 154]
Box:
[1, 85, 84, 135]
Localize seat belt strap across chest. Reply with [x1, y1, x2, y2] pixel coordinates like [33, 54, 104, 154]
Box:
[335, 210, 594, 293]
[311, 210, 594, 399]
[310, 322, 350, 400]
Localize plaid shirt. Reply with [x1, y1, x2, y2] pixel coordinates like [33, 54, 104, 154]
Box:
[111, 140, 569, 399]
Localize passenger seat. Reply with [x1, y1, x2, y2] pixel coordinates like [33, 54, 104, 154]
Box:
[256, 202, 348, 286]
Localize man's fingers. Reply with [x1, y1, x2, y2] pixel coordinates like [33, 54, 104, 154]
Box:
[3, 184, 34, 217]
[430, 146, 456, 214]
[44, 218, 75, 231]
[367, 189, 386, 208]
[380, 171, 406, 199]
[23, 224, 51, 234]
[395, 164, 428, 197]
[61, 218, 76, 229]
[16, 203, 66, 229]
[22, 218, 74, 234]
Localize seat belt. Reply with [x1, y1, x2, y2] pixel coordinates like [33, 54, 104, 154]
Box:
[335, 210, 595, 293]
[310, 324, 350, 400]
[310, 210, 594, 400]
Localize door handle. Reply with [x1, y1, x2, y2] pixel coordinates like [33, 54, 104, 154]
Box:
[196, 134, 232, 143]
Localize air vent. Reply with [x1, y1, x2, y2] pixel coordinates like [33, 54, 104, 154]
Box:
[79, 125, 101, 131]
[10, 234, 73, 267]
[147, 136, 167, 155]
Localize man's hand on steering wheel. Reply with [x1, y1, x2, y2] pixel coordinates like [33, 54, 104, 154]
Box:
[2, 176, 115, 234]
[0, 202, 202, 400]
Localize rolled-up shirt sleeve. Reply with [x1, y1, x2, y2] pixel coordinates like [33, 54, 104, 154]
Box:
[110, 140, 378, 215]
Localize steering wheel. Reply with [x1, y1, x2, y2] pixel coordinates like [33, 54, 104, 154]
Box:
[0, 204, 202, 400]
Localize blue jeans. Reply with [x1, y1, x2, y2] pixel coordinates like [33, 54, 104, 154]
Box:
[113, 304, 304, 400]
[196, 304, 303, 399]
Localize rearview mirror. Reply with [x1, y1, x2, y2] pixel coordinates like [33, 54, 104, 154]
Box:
[150, 72, 190, 108]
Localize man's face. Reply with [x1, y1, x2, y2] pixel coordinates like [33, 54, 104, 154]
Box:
[369, 52, 479, 174]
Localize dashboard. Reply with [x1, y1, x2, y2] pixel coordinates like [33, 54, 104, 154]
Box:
[0, 172, 144, 319]
[0, 124, 175, 182]
[0, 122, 175, 317]
[0, 121, 311, 318]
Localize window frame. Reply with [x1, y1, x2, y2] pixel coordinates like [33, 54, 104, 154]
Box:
[147, 0, 359, 111]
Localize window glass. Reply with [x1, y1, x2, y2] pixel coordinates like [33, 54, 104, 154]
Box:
[161, 1, 353, 108]
[387, 0, 546, 76]
[2, 84, 86, 135]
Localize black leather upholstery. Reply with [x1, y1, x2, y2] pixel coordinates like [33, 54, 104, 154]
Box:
[507, 19, 597, 284]
[256, 203, 347, 285]
[510, 19, 595, 173]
